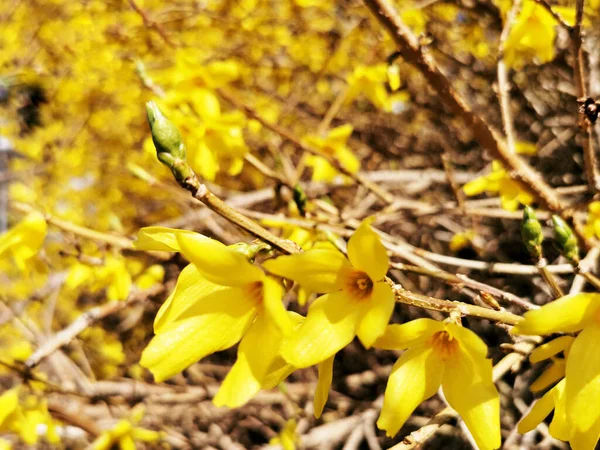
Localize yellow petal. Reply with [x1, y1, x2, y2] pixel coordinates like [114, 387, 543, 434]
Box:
[377, 345, 444, 437]
[447, 323, 490, 360]
[565, 324, 600, 434]
[214, 313, 283, 408]
[347, 219, 389, 281]
[530, 336, 574, 363]
[442, 347, 500, 450]
[327, 124, 353, 143]
[314, 354, 334, 418]
[530, 359, 565, 392]
[263, 249, 351, 293]
[262, 276, 294, 336]
[154, 264, 227, 333]
[134, 226, 199, 252]
[0, 387, 19, 423]
[570, 415, 600, 450]
[517, 384, 556, 434]
[373, 318, 444, 350]
[512, 293, 600, 336]
[280, 291, 359, 368]
[177, 233, 263, 287]
[140, 289, 256, 382]
[356, 282, 395, 348]
[548, 379, 569, 441]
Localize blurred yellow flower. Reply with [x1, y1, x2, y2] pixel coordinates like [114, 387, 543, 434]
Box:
[303, 124, 359, 182]
[0, 212, 47, 272]
[346, 64, 393, 111]
[91, 405, 162, 450]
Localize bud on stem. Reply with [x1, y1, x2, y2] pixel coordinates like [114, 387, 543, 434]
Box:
[552, 215, 579, 264]
[145, 101, 198, 190]
[521, 206, 543, 260]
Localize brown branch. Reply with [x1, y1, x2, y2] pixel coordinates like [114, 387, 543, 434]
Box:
[362, 0, 594, 249]
[128, 0, 177, 47]
[217, 88, 395, 205]
[24, 285, 165, 369]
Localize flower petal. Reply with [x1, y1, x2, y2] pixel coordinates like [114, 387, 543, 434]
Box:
[517, 384, 556, 434]
[154, 264, 228, 333]
[314, 354, 335, 419]
[356, 282, 395, 348]
[511, 293, 600, 336]
[140, 289, 256, 382]
[373, 318, 444, 351]
[263, 249, 351, 293]
[281, 291, 359, 368]
[442, 347, 500, 450]
[177, 233, 263, 287]
[548, 379, 569, 441]
[377, 345, 444, 437]
[347, 219, 389, 281]
[213, 312, 284, 408]
[530, 359, 565, 392]
[530, 336, 574, 363]
[565, 324, 600, 435]
[262, 276, 294, 336]
[134, 226, 199, 252]
[447, 323, 489, 360]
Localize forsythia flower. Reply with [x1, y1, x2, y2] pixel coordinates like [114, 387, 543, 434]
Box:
[135, 227, 295, 407]
[0, 211, 47, 271]
[91, 405, 162, 450]
[584, 201, 600, 239]
[264, 219, 394, 367]
[345, 64, 393, 111]
[463, 161, 534, 211]
[303, 124, 359, 182]
[269, 419, 300, 450]
[373, 319, 500, 450]
[503, 0, 575, 69]
[512, 293, 600, 450]
[0, 386, 59, 446]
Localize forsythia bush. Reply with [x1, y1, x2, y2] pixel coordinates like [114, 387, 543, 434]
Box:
[2, 0, 600, 449]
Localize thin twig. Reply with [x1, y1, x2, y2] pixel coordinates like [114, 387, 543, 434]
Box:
[127, 0, 177, 47]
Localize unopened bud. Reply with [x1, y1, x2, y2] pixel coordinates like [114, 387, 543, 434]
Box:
[229, 241, 271, 260]
[552, 216, 579, 264]
[521, 206, 543, 259]
[145, 101, 197, 188]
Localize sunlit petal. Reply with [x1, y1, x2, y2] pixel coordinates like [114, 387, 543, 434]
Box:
[442, 347, 500, 450]
[548, 379, 569, 441]
[517, 384, 557, 434]
[447, 323, 489, 360]
[177, 233, 263, 287]
[373, 318, 443, 351]
[314, 354, 335, 418]
[263, 249, 351, 293]
[140, 290, 256, 382]
[530, 336, 574, 363]
[356, 282, 395, 348]
[377, 345, 444, 437]
[134, 226, 199, 252]
[347, 219, 389, 281]
[281, 291, 359, 368]
[530, 359, 565, 392]
[512, 293, 600, 336]
[565, 324, 600, 435]
[262, 276, 294, 336]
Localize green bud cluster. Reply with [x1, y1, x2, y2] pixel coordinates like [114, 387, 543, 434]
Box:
[521, 206, 543, 259]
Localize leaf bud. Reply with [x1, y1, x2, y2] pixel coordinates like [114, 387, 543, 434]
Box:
[551, 215, 579, 264]
[521, 206, 543, 259]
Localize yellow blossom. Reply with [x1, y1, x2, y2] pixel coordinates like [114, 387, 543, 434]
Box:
[512, 293, 600, 449]
[346, 64, 392, 111]
[463, 161, 534, 211]
[584, 201, 600, 239]
[373, 318, 500, 450]
[269, 419, 300, 450]
[0, 211, 47, 272]
[264, 219, 394, 367]
[303, 124, 359, 182]
[135, 226, 295, 407]
[91, 405, 162, 450]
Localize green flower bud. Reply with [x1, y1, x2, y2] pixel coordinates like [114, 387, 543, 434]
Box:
[229, 241, 271, 260]
[521, 206, 543, 259]
[145, 101, 197, 189]
[552, 215, 579, 264]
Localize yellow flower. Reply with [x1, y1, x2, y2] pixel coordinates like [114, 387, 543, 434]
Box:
[264, 219, 394, 367]
[463, 161, 534, 211]
[584, 201, 600, 239]
[269, 419, 300, 450]
[503, 0, 575, 69]
[512, 293, 600, 449]
[135, 227, 295, 407]
[303, 124, 359, 182]
[0, 211, 47, 272]
[346, 64, 392, 111]
[91, 405, 162, 450]
[373, 319, 500, 450]
[517, 336, 573, 439]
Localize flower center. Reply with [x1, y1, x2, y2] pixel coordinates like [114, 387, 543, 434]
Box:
[345, 270, 374, 300]
[245, 281, 263, 305]
[430, 331, 459, 359]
